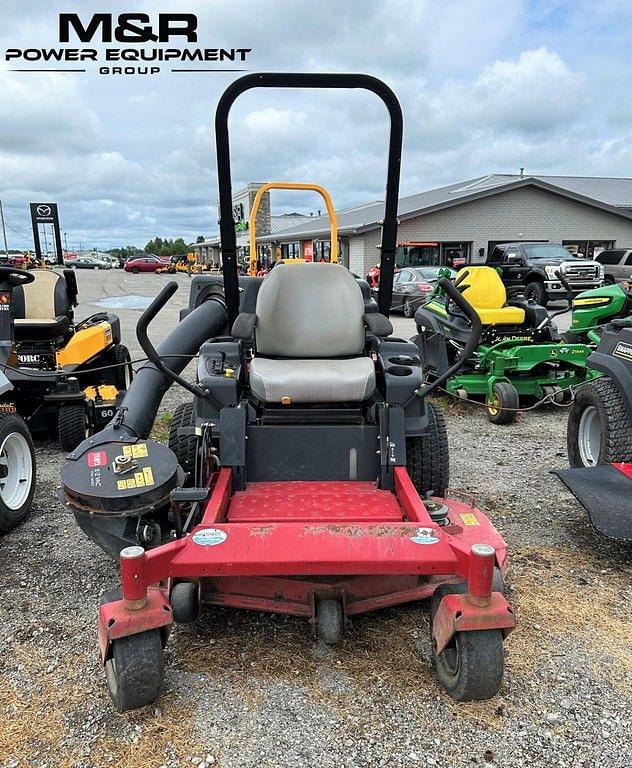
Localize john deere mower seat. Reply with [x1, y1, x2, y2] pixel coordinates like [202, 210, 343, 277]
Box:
[12, 269, 72, 340]
[456, 266, 526, 326]
[246, 263, 376, 403]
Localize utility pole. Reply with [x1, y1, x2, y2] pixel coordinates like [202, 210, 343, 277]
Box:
[0, 200, 9, 258]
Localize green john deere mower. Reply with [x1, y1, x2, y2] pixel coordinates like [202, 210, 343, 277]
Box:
[414, 265, 599, 424]
[566, 281, 632, 344]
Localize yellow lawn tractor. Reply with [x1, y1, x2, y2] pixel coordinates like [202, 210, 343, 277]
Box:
[0, 266, 132, 451]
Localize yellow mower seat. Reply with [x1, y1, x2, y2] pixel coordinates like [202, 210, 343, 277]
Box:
[456, 266, 526, 326]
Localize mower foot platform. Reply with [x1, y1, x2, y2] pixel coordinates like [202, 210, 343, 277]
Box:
[96, 468, 515, 711]
[554, 463, 632, 541]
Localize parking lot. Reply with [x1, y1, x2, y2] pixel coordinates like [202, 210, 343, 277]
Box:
[0, 270, 629, 768]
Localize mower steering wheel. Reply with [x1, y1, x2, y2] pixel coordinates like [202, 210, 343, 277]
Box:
[0, 266, 35, 286]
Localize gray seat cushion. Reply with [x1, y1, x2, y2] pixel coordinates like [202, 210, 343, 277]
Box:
[250, 357, 376, 403]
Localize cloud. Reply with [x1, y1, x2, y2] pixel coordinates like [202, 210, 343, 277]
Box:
[0, 1, 630, 247]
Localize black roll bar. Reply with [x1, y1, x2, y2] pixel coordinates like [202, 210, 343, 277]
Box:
[214, 72, 403, 326]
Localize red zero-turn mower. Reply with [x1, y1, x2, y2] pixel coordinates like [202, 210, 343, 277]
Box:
[61, 73, 516, 711]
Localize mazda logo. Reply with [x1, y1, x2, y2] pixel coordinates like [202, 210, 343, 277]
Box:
[36, 205, 51, 216]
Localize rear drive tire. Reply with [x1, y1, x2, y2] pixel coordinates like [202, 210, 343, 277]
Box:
[108, 343, 133, 390]
[486, 381, 519, 425]
[406, 403, 449, 497]
[0, 413, 36, 533]
[524, 281, 547, 307]
[58, 404, 90, 451]
[567, 376, 632, 467]
[168, 402, 198, 480]
[316, 599, 344, 644]
[430, 583, 504, 701]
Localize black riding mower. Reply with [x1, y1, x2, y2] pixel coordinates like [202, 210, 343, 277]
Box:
[0, 265, 132, 452]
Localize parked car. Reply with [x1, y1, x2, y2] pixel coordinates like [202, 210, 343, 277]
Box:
[595, 248, 632, 284]
[391, 266, 457, 317]
[486, 242, 604, 306]
[124, 255, 169, 273]
[68, 256, 112, 270]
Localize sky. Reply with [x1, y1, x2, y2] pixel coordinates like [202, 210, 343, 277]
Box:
[1, 0, 631, 250]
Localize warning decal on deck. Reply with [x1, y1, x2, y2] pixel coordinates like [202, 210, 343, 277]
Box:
[116, 466, 155, 491]
[459, 513, 480, 526]
[410, 527, 439, 545]
[192, 528, 227, 547]
[122, 443, 149, 459]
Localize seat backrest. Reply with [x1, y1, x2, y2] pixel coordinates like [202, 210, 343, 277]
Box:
[255, 263, 365, 358]
[12, 269, 70, 320]
[456, 266, 507, 310]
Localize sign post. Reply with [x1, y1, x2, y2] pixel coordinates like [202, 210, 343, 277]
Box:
[29, 203, 64, 265]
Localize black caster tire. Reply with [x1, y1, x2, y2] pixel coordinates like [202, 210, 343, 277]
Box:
[567, 376, 632, 467]
[406, 403, 449, 497]
[168, 402, 198, 480]
[486, 381, 519, 425]
[108, 344, 133, 390]
[316, 599, 344, 644]
[430, 584, 504, 701]
[105, 629, 165, 712]
[58, 404, 90, 452]
[0, 413, 36, 533]
[171, 581, 199, 624]
[524, 281, 548, 307]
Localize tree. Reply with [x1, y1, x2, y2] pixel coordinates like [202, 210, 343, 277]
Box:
[196, 235, 206, 243]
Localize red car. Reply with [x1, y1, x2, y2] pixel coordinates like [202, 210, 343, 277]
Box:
[124, 255, 168, 273]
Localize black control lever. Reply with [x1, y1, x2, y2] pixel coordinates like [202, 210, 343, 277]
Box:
[537, 270, 574, 329]
[415, 278, 483, 399]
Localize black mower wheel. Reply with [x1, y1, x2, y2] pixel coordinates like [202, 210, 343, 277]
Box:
[567, 376, 632, 467]
[171, 581, 200, 624]
[58, 403, 90, 451]
[403, 297, 415, 318]
[105, 629, 165, 712]
[168, 402, 198, 479]
[406, 403, 449, 497]
[107, 343, 133, 390]
[315, 599, 344, 644]
[486, 381, 519, 425]
[430, 583, 504, 701]
[524, 281, 547, 307]
[0, 413, 36, 533]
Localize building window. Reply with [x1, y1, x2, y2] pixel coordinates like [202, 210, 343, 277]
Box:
[562, 240, 615, 259]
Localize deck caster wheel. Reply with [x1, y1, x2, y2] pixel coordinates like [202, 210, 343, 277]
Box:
[486, 382, 519, 425]
[171, 581, 199, 624]
[315, 599, 344, 644]
[105, 629, 165, 712]
[58, 403, 90, 451]
[430, 584, 504, 701]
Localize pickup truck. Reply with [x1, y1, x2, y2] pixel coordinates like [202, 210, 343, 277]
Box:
[486, 242, 604, 306]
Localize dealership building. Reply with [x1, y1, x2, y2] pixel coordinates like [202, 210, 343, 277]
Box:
[192, 174, 632, 275]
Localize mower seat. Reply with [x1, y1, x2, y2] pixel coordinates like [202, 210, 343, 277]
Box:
[456, 266, 526, 326]
[247, 263, 376, 403]
[12, 269, 72, 340]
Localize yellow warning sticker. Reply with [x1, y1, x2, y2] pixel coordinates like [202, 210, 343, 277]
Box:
[115, 464, 155, 491]
[121, 443, 149, 459]
[459, 513, 480, 526]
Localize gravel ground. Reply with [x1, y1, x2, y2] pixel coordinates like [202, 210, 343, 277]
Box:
[1, 271, 630, 768]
